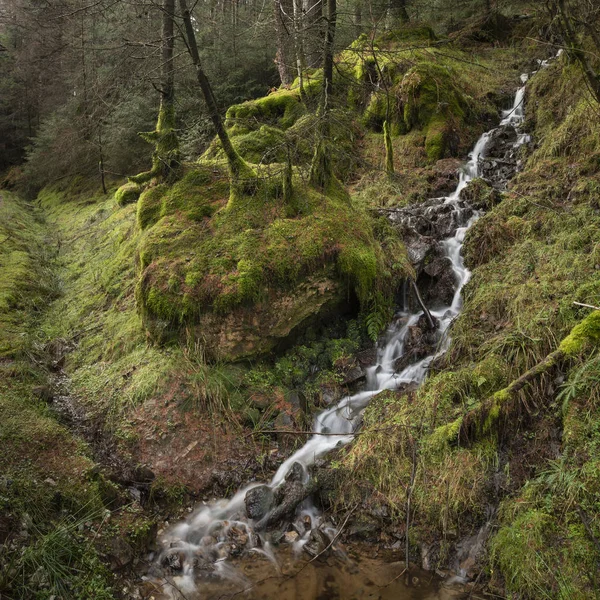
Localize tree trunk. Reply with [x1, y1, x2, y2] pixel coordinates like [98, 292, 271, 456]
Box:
[388, 0, 409, 25]
[292, 0, 307, 97]
[309, 0, 336, 188]
[354, 0, 362, 37]
[304, 0, 324, 68]
[178, 0, 252, 181]
[130, 0, 181, 185]
[322, 0, 336, 107]
[274, 0, 295, 86]
[554, 0, 600, 104]
[384, 120, 394, 178]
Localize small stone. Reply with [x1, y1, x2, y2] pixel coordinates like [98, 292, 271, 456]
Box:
[284, 531, 299, 543]
[107, 537, 134, 570]
[303, 528, 330, 558]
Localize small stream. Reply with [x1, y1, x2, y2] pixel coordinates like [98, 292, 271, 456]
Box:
[148, 67, 538, 599]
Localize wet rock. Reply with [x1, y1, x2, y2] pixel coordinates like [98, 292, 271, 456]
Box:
[394, 314, 440, 372]
[418, 266, 457, 307]
[478, 125, 524, 188]
[303, 528, 331, 558]
[285, 461, 305, 483]
[420, 542, 439, 571]
[284, 530, 299, 543]
[453, 522, 492, 579]
[228, 525, 249, 547]
[423, 255, 452, 279]
[404, 232, 437, 270]
[270, 529, 285, 545]
[107, 536, 134, 570]
[245, 485, 275, 520]
[340, 364, 365, 386]
[256, 464, 318, 530]
[388, 197, 473, 240]
[356, 347, 377, 368]
[286, 390, 308, 417]
[429, 158, 461, 196]
[319, 385, 342, 406]
[193, 552, 215, 572]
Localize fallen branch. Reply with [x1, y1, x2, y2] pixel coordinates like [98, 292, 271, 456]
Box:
[574, 301, 600, 310]
[247, 423, 418, 438]
[429, 311, 600, 448]
[410, 278, 436, 331]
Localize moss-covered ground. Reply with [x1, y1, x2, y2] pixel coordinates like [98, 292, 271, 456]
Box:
[329, 44, 600, 600]
[0, 191, 114, 598]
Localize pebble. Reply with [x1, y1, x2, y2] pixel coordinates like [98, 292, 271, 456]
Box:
[284, 531, 299, 543]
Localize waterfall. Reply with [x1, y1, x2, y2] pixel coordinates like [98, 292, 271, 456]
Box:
[151, 68, 538, 598]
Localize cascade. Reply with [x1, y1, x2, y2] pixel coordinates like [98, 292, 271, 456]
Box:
[150, 66, 540, 598]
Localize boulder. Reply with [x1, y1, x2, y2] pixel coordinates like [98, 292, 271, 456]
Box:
[303, 528, 331, 558]
[245, 485, 275, 520]
[106, 536, 134, 570]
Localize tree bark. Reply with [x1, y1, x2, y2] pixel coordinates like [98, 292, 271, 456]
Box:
[309, 0, 336, 188]
[130, 0, 180, 184]
[304, 0, 324, 68]
[178, 0, 251, 179]
[322, 0, 336, 107]
[292, 0, 307, 97]
[274, 0, 295, 85]
[388, 0, 409, 25]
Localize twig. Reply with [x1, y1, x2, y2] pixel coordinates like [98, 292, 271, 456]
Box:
[573, 301, 600, 310]
[246, 423, 417, 439]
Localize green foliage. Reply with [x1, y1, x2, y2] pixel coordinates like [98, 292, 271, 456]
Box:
[331, 39, 600, 595]
[0, 192, 58, 357]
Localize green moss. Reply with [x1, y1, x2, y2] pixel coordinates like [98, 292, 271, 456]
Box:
[160, 167, 224, 221]
[0, 191, 115, 598]
[559, 311, 600, 357]
[136, 154, 409, 357]
[225, 89, 307, 133]
[137, 184, 168, 229]
[131, 102, 181, 185]
[115, 181, 142, 206]
[424, 116, 449, 162]
[383, 120, 394, 175]
[204, 125, 287, 165]
[0, 192, 56, 357]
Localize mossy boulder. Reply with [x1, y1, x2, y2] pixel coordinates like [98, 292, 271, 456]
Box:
[225, 88, 309, 135]
[204, 125, 287, 165]
[115, 182, 142, 206]
[136, 163, 410, 361]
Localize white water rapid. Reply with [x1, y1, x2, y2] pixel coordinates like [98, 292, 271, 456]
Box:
[153, 70, 535, 599]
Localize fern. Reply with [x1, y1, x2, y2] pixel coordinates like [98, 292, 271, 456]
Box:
[366, 292, 392, 342]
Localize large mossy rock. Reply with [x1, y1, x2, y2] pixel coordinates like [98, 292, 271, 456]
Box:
[135, 164, 409, 361]
[339, 26, 503, 164]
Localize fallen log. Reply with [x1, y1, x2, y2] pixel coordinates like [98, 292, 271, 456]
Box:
[428, 310, 600, 449]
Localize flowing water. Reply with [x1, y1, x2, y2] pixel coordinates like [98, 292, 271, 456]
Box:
[149, 71, 535, 599]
